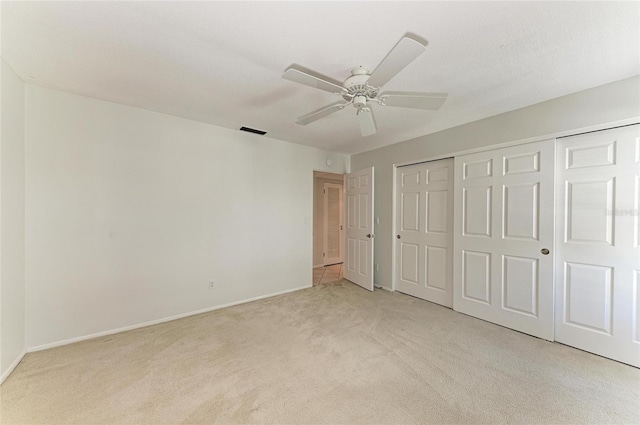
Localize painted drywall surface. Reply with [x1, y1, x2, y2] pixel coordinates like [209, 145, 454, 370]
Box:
[24, 85, 348, 348]
[1, 60, 26, 378]
[312, 174, 343, 267]
[352, 75, 640, 289]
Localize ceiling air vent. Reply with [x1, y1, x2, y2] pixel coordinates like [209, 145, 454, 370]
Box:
[239, 126, 267, 135]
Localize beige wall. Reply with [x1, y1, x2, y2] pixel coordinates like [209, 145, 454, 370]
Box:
[1, 59, 26, 381]
[351, 75, 640, 289]
[313, 172, 343, 267]
[24, 85, 349, 349]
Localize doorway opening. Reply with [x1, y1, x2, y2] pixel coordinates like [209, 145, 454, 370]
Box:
[313, 171, 345, 286]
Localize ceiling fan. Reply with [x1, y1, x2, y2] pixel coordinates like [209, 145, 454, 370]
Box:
[282, 34, 447, 137]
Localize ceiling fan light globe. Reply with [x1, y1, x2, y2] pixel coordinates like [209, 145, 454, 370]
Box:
[353, 95, 367, 109]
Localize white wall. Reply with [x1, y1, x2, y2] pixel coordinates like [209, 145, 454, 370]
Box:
[0, 59, 26, 381]
[24, 85, 349, 349]
[351, 75, 640, 289]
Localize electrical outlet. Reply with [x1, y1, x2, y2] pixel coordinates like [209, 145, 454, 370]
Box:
[209, 280, 215, 289]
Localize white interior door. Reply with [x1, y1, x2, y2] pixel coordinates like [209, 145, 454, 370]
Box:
[453, 139, 555, 340]
[555, 124, 640, 367]
[323, 182, 343, 265]
[344, 167, 374, 291]
[396, 158, 454, 307]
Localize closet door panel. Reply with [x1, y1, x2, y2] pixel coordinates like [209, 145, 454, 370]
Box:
[396, 158, 454, 307]
[453, 140, 555, 340]
[555, 124, 640, 367]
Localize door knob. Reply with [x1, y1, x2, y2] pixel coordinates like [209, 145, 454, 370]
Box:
[366, 234, 372, 238]
[541, 248, 550, 255]
[397, 235, 401, 239]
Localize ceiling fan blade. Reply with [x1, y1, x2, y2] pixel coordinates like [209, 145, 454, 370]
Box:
[283, 65, 346, 94]
[296, 101, 349, 125]
[379, 91, 448, 110]
[367, 35, 427, 88]
[358, 107, 377, 137]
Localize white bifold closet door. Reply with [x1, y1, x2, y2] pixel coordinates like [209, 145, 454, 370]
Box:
[395, 158, 454, 307]
[453, 139, 555, 340]
[555, 124, 640, 367]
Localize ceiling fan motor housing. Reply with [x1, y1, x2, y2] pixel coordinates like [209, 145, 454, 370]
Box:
[342, 68, 380, 102]
[344, 73, 370, 88]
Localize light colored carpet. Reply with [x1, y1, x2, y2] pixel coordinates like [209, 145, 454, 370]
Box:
[2, 280, 639, 424]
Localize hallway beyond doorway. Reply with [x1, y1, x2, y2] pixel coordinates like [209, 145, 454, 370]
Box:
[312, 263, 343, 286]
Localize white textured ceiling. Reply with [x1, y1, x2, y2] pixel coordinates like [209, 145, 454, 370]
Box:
[2, 1, 638, 154]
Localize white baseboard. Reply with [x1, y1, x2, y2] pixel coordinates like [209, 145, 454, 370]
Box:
[375, 285, 394, 292]
[1, 349, 26, 385]
[27, 284, 311, 353]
